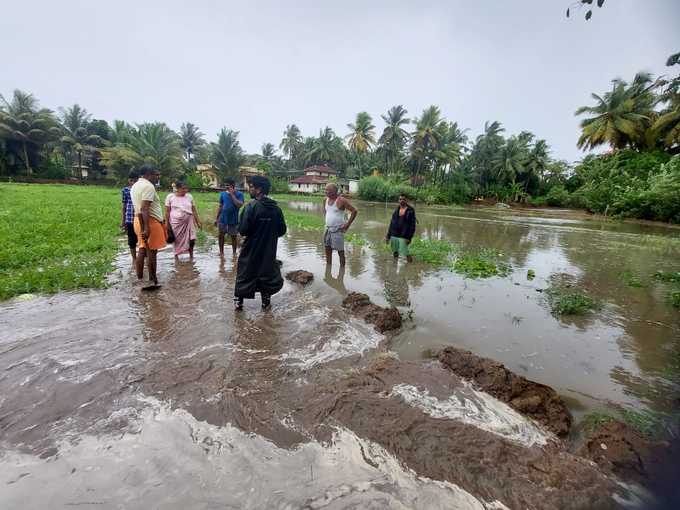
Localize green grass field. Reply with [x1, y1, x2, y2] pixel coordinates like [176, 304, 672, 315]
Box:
[0, 184, 328, 300]
[1, 183, 122, 300]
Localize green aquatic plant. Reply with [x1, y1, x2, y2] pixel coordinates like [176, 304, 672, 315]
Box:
[670, 291, 680, 308]
[653, 270, 680, 283]
[408, 238, 458, 266]
[621, 270, 644, 288]
[345, 233, 368, 246]
[527, 269, 536, 280]
[580, 412, 615, 433]
[620, 409, 666, 438]
[452, 249, 511, 279]
[546, 285, 599, 315]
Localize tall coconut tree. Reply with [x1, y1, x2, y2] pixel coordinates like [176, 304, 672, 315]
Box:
[575, 72, 659, 151]
[279, 124, 302, 163]
[308, 127, 344, 166]
[410, 105, 445, 185]
[180, 122, 206, 163]
[378, 105, 410, 176]
[345, 112, 376, 178]
[211, 128, 244, 181]
[59, 104, 106, 177]
[261, 142, 276, 160]
[0, 89, 59, 175]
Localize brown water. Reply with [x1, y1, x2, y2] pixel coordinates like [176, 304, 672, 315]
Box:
[1, 201, 678, 509]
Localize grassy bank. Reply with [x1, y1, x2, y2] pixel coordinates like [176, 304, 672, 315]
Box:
[1, 183, 121, 300]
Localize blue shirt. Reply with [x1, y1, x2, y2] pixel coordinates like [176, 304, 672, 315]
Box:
[219, 190, 245, 225]
[122, 186, 134, 224]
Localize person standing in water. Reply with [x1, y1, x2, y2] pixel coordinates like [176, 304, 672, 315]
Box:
[234, 176, 287, 311]
[386, 193, 416, 263]
[131, 164, 165, 289]
[164, 180, 202, 260]
[215, 178, 244, 257]
[121, 170, 139, 262]
[323, 183, 357, 268]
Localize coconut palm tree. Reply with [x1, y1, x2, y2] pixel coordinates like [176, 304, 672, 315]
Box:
[59, 104, 106, 177]
[261, 142, 276, 160]
[180, 122, 206, 163]
[493, 136, 529, 190]
[378, 105, 410, 175]
[575, 72, 659, 151]
[211, 128, 244, 181]
[279, 124, 302, 162]
[345, 112, 376, 178]
[410, 105, 445, 185]
[307, 127, 344, 166]
[0, 89, 59, 175]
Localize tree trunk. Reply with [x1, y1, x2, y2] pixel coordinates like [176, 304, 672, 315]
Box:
[23, 142, 32, 176]
[78, 150, 83, 179]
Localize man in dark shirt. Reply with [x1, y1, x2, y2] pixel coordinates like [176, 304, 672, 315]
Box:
[120, 171, 139, 261]
[386, 194, 416, 263]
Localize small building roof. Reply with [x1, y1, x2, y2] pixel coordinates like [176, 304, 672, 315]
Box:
[290, 174, 330, 185]
[303, 164, 337, 175]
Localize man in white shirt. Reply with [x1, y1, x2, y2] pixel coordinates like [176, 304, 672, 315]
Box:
[131, 164, 165, 288]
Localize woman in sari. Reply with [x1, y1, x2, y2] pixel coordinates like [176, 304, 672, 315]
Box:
[164, 181, 202, 260]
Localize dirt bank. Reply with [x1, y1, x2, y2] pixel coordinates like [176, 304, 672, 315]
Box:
[342, 292, 402, 333]
[438, 346, 572, 436]
[296, 355, 624, 510]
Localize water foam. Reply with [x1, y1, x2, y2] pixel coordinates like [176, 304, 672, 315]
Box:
[0, 397, 507, 510]
[390, 383, 551, 447]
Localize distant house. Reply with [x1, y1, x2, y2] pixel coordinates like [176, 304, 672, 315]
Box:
[289, 165, 355, 194]
[196, 164, 219, 188]
[195, 164, 266, 190]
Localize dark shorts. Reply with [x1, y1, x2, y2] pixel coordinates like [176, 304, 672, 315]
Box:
[125, 222, 138, 249]
[219, 223, 239, 236]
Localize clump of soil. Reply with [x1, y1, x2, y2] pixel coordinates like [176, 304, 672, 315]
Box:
[297, 355, 621, 510]
[438, 346, 572, 436]
[285, 270, 314, 285]
[576, 419, 674, 482]
[342, 292, 402, 333]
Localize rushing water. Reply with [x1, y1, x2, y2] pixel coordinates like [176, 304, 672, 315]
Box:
[284, 200, 680, 416]
[1, 200, 678, 508]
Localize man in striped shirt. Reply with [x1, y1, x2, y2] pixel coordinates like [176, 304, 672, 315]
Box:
[121, 171, 139, 261]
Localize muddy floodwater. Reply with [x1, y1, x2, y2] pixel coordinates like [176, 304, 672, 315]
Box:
[1, 200, 679, 509]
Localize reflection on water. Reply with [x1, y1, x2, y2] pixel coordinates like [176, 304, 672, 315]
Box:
[1, 200, 679, 507]
[283, 199, 680, 414]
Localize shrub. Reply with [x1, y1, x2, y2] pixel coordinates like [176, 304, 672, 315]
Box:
[546, 185, 569, 207]
[270, 176, 289, 194]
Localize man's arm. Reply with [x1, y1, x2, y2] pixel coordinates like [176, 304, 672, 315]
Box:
[230, 190, 244, 208]
[121, 191, 126, 228]
[339, 198, 357, 232]
[139, 200, 152, 241]
[405, 209, 417, 243]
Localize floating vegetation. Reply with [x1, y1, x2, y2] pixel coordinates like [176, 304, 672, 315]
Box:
[452, 249, 511, 279]
[670, 291, 680, 308]
[408, 238, 458, 266]
[653, 270, 680, 283]
[527, 269, 536, 280]
[345, 233, 368, 246]
[580, 412, 615, 433]
[545, 276, 599, 316]
[621, 270, 644, 288]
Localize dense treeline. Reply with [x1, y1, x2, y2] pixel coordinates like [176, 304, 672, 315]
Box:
[1, 54, 678, 221]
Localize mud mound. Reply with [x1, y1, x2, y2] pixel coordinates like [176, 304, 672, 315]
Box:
[342, 292, 402, 333]
[577, 420, 670, 482]
[438, 346, 572, 436]
[297, 356, 621, 510]
[285, 270, 314, 285]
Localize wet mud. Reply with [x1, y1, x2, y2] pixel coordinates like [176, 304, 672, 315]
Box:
[3, 205, 678, 509]
[295, 355, 628, 510]
[438, 346, 573, 436]
[342, 291, 403, 333]
[285, 269, 315, 285]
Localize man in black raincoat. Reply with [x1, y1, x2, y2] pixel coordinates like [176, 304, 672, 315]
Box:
[234, 176, 287, 310]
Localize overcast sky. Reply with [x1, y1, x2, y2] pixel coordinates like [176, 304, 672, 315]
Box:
[1, 0, 678, 163]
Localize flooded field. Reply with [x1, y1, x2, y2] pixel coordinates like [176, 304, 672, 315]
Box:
[1, 200, 679, 509]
